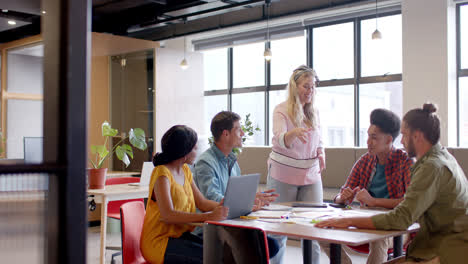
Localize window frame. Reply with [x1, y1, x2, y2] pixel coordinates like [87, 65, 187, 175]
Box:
[456, 3, 468, 146]
[203, 11, 402, 147]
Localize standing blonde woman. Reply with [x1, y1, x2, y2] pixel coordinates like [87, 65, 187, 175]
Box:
[267, 65, 325, 263]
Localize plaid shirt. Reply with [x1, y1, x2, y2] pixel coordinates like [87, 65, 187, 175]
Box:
[341, 148, 413, 199]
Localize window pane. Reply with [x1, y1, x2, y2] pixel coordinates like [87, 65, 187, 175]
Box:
[313, 23, 354, 80]
[461, 5, 468, 69]
[202, 95, 228, 150]
[7, 44, 44, 94]
[232, 92, 265, 146]
[269, 89, 288, 144]
[359, 82, 403, 148]
[460, 77, 468, 146]
[316, 85, 354, 146]
[270, 36, 307, 85]
[233, 43, 265, 88]
[361, 15, 402, 76]
[6, 99, 43, 159]
[203, 48, 228, 91]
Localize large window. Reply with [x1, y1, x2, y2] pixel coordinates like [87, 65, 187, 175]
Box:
[458, 4, 468, 146]
[202, 12, 402, 147]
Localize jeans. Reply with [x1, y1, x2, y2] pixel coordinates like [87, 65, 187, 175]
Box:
[267, 174, 324, 264]
[164, 232, 203, 264]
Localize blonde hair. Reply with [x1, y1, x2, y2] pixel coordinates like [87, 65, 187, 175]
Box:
[286, 65, 319, 128]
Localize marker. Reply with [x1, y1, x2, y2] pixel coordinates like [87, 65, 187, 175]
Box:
[240, 215, 259, 220]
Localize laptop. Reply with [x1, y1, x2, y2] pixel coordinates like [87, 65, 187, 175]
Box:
[224, 174, 260, 219]
[128, 162, 154, 186]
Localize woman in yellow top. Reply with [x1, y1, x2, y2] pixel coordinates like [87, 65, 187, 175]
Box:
[140, 125, 228, 264]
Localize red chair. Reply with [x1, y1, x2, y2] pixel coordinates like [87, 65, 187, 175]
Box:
[105, 177, 144, 263]
[120, 201, 149, 264]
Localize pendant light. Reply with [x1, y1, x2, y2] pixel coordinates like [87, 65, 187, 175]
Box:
[372, 0, 382, 40]
[180, 36, 189, 70]
[264, 0, 272, 61]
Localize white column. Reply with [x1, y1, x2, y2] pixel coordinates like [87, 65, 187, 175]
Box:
[402, 0, 457, 146]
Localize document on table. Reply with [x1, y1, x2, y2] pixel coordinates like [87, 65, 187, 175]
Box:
[261, 204, 292, 211]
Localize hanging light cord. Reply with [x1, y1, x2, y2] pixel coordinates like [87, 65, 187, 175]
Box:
[183, 36, 186, 59]
[375, 0, 378, 29]
[266, 1, 270, 42]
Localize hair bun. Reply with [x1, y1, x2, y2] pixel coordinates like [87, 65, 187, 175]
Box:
[423, 103, 437, 114]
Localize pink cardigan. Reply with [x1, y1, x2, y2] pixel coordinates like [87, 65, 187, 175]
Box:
[268, 101, 323, 185]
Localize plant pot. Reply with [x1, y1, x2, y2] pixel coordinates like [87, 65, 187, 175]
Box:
[88, 168, 107, 189]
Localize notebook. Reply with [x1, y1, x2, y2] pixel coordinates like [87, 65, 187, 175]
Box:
[224, 174, 260, 219]
[128, 161, 154, 186]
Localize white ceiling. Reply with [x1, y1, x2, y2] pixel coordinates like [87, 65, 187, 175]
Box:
[1, 0, 41, 15]
[9, 43, 44, 57]
[0, 16, 30, 32]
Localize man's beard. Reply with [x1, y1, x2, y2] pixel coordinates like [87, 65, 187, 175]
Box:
[406, 138, 416, 158]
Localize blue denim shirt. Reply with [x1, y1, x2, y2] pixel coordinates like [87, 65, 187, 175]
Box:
[193, 144, 241, 202]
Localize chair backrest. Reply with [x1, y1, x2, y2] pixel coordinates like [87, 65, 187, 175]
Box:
[106, 177, 144, 219]
[120, 201, 147, 264]
[204, 221, 269, 264]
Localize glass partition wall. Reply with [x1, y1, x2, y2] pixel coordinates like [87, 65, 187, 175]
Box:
[0, 40, 46, 264]
[3, 43, 44, 161]
[110, 49, 154, 171]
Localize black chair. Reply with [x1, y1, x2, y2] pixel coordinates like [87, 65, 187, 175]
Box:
[203, 221, 270, 264]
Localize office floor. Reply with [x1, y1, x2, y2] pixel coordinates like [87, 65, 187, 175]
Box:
[87, 225, 368, 264]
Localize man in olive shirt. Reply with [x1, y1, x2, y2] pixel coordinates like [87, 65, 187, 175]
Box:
[316, 103, 468, 264]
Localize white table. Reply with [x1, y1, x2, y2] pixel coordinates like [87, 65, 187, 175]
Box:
[209, 205, 419, 264]
[88, 184, 149, 264]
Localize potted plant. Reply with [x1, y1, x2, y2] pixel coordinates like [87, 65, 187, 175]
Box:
[208, 113, 261, 155]
[88, 121, 147, 189]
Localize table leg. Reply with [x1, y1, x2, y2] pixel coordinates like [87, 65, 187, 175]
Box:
[393, 235, 403, 258]
[302, 239, 313, 264]
[99, 197, 108, 264]
[330, 243, 341, 264]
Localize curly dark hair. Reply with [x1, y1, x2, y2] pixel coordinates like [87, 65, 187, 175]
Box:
[370, 108, 401, 142]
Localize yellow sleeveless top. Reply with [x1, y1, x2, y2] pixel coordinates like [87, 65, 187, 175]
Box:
[140, 164, 196, 264]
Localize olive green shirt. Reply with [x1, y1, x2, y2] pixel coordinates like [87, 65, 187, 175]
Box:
[372, 144, 468, 263]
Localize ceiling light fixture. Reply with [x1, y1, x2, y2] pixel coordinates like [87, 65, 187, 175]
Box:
[372, 0, 382, 40]
[263, 0, 272, 61]
[180, 36, 189, 70]
[8, 20, 16, 25]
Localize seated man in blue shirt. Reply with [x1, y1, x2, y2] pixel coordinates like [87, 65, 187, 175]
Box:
[193, 111, 283, 263]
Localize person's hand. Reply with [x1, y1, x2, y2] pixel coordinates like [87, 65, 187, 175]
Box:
[292, 127, 313, 144]
[336, 187, 360, 204]
[355, 189, 375, 207]
[256, 189, 279, 205]
[318, 154, 326, 173]
[208, 200, 229, 221]
[315, 217, 353, 229]
[252, 189, 279, 211]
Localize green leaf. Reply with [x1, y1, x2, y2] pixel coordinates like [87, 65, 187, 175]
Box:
[115, 146, 131, 167]
[92, 145, 109, 159]
[129, 128, 147, 150]
[102, 121, 118, 137]
[122, 144, 134, 159]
